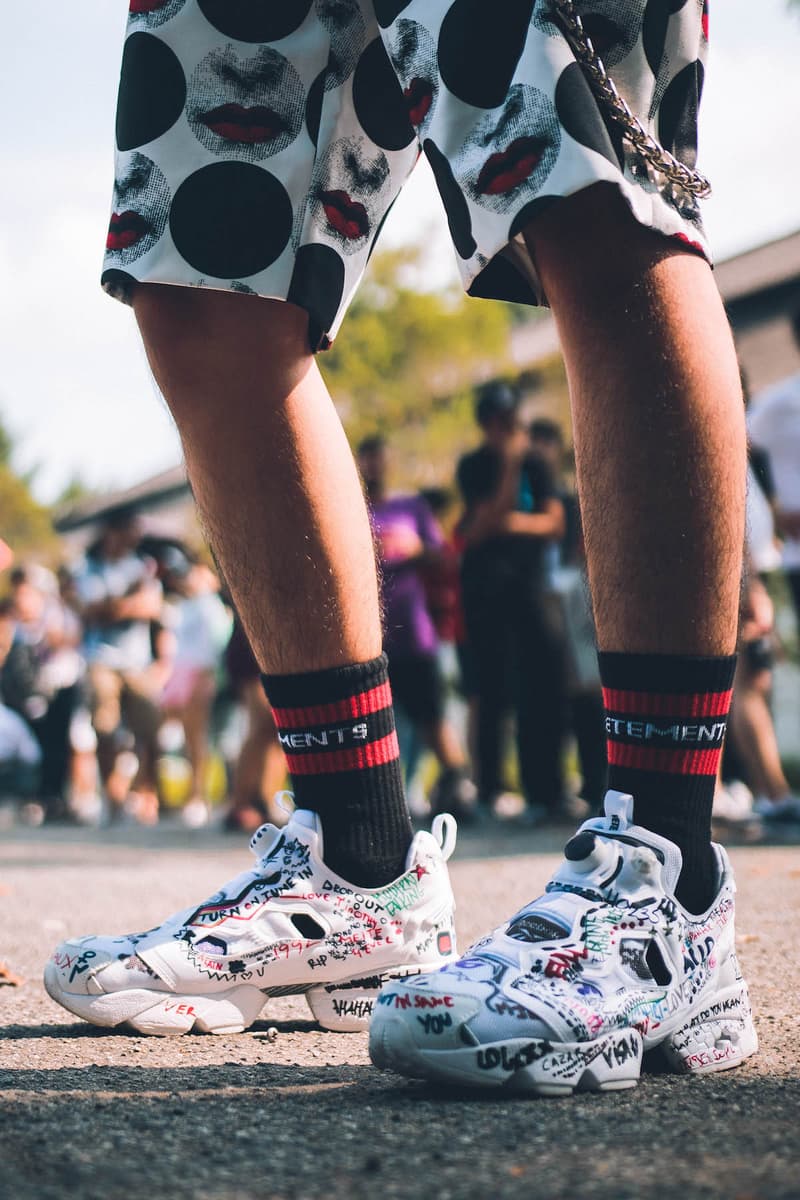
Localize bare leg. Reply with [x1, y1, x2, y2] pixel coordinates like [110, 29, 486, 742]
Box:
[729, 666, 790, 799]
[421, 719, 466, 769]
[135, 288, 411, 885]
[523, 186, 745, 912]
[133, 289, 381, 673]
[227, 682, 287, 829]
[180, 673, 216, 800]
[524, 186, 746, 656]
[259, 705, 290, 807]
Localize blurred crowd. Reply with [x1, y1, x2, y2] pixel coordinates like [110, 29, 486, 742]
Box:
[2, 365, 799, 838]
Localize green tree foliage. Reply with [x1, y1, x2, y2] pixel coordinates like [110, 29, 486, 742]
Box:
[320, 248, 518, 489]
[0, 414, 57, 563]
[55, 475, 97, 508]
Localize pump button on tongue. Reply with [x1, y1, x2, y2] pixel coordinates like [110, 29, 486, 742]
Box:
[564, 832, 597, 861]
[563, 831, 617, 876]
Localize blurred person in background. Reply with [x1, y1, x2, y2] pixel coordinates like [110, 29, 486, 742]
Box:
[457, 382, 566, 819]
[358, 435, 477, 819]
[2, 565, 84, 821]
[716, 377, 800, 827]
[159, 547, 233, 826]
[0, 597, 42, 813]
[529, 418, 606, 813]
[72, 507, 163, 822]
[417, 485, 478, 787]
[724, 570, 800, 825]
[747, 307, 800, 632]
[0, 698, 42, 812]
[222, 615, 288, 832]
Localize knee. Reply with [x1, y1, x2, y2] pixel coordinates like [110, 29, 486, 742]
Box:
[133, 285, 315, 401]
[522, 182, 707, 299]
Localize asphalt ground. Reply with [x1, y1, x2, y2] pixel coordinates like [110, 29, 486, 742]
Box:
[1, 820, 799, 1200]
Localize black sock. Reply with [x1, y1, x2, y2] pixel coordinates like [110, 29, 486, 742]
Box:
[598, 652, 736, 914]
[261, 654, 413, 888]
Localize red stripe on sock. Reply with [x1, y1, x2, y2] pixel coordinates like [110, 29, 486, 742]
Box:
[606, 741, 722, 775]
[602, 688, 733, 718]
[283, 731, 400, 775]
[272, 682, 393, 730]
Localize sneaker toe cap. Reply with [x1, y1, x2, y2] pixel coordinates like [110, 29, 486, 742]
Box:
[47, 935, 139, 994]
[374, 975, 483, 1049]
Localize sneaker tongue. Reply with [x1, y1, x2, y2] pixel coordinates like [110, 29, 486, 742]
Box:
[286, 809, 323, 854]
[600, 790, 683, 894]
[249, 809, 323, 862]
[290, 809, 320, 832]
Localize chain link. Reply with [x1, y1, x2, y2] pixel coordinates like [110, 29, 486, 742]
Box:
[552, 0, 711, 199]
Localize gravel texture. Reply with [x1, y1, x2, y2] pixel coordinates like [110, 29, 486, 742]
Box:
[1, 821, 798, 1200]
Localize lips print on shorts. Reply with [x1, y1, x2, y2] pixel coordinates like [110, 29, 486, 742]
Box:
[103, 0, 711, 347]
[304, 135, 392, 255]
[106, 152, 171, 266]
[317, 0, 368, 90]
[385, 19, 439, 135]
[454, 84, 561, 214]
[127, 0, 188, 29]
[188, 45, 306, 162]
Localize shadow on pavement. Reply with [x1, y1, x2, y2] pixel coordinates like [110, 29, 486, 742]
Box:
[1, 1060, 798, 1200]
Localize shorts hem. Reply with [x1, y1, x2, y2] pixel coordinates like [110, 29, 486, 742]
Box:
[463, 171, 711, 311]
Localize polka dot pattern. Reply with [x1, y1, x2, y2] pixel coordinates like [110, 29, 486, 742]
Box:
[352, 38, 415, 151]
[373, 0, 413, 27]
[116, 33, 186, 151]
[170, 162, 293, 277]
[424, 138, 476, 260]
[439, 0, 536, 110]
[288, 243, 347, 345]
[571, 0, 644, 69]
[197, 0, 313, 42]
[103, 0, 711, 340]
[554, 63, 619, 167]
[305, 70, 326, 147]
[659, 60, 704, 166]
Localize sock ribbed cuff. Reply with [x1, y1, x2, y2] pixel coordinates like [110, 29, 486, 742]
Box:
[263, 655, 399, 778]
[261, 654, 411, 888]
[598, 652, 736, 913]
[599, 652, 736, 782]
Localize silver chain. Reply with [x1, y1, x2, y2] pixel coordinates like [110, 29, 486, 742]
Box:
[552, 0, 711, 198]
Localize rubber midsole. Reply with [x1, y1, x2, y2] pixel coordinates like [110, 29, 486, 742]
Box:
[44, 957, 453, 1033]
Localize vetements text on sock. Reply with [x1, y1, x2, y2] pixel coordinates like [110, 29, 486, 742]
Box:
[278, 722, 370, 750]
[604, 719, 727, 744]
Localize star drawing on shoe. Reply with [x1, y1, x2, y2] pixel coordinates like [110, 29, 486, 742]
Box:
[44, 809, 458, 1036]
[369, 790, 758, 1094]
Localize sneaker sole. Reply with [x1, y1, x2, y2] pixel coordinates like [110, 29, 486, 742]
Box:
[369, 982, 758, 1095]
[369, 1020, 644, 1095]
[43, 960, 450, 1037]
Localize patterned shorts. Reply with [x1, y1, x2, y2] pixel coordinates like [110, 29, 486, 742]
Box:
[103, 0, 710, 348]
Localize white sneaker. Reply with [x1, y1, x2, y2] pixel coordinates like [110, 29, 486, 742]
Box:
[713, 780, 760, 827]
[44, 809, 458, 1036]
[370, 791, 758, 1094]
[754, 794, 800, 823]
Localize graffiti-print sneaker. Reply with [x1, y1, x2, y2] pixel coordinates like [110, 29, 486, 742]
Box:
[370, 791, 757, 1095]
[44, 809, 457, 1036]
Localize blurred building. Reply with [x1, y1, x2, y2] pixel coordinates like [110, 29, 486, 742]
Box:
[716, 228, 800, 392]
[54, 466, 198, 556]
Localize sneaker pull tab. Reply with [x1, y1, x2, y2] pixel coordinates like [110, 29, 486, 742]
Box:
[431, 812, 458, 861]
[604, 790, 635, 830]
